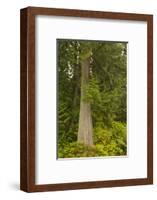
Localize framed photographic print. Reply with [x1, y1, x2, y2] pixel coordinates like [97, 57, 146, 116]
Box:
[20, 7, 153, 192]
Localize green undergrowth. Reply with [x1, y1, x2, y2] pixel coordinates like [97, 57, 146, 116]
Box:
[58, 121, 127, 158]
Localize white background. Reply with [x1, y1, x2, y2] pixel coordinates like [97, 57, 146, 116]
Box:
[36, 16, 147, 184]
[0, 0, 156, 199]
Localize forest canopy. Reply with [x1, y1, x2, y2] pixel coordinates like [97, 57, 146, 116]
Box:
[57, 39, 127, 158]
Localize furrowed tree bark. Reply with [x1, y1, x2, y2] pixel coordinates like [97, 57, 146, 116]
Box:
[78, 57, 93, 146]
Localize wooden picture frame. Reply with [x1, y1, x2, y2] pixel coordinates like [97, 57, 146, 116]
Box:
[20, 6, 153, 192]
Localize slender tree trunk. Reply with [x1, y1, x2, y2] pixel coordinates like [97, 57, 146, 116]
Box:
[78, 57, 93, 145]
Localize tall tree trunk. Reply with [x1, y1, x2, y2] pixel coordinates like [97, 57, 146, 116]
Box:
[78, 57, 93, 145]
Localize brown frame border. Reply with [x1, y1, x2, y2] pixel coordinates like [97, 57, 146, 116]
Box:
[20, 6, 153, 192]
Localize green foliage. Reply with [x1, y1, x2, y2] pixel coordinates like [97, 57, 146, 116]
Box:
[94, 121, 127, 156]
[58, 102, 77, 144]
[58, 142, 97, 158]
[58, 121, 127, 158]
[82, 77, 101, 103]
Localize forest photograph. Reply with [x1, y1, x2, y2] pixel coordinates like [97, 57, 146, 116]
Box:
[57, 39, 127, 159]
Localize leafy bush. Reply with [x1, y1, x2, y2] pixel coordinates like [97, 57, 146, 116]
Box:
[82, 77, 101, 104]
[94, 121, 127, 156]
[58, 121, 127, 158]
[58, 142, 98, 158]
